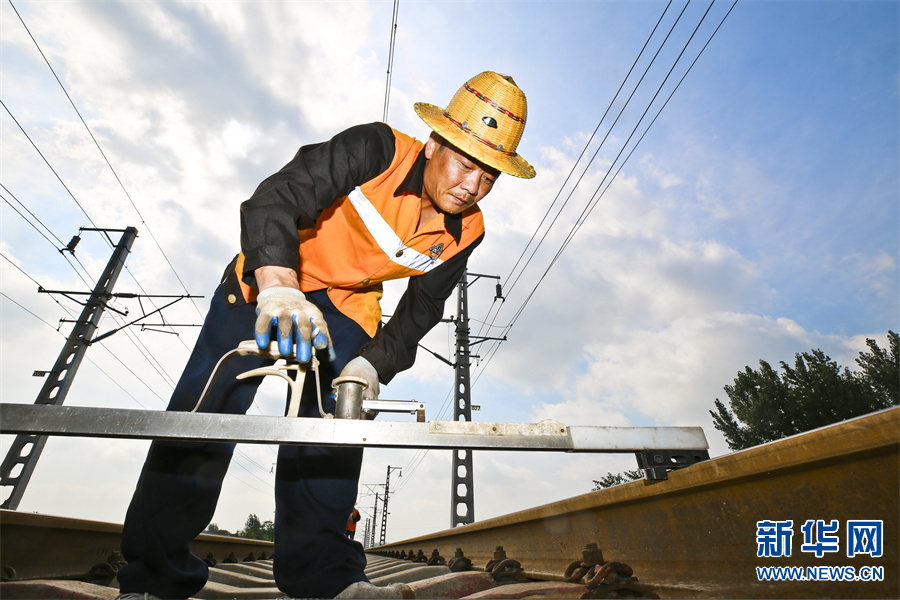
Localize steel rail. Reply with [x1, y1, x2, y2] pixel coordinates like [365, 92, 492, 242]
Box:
[372, 407, 900, 599]
[0, 510, 272, 583]
[1, 409, 895, 598]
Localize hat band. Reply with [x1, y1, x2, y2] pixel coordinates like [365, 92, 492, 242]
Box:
[443, 111, 518, 158]
[464, 83, 526, 124]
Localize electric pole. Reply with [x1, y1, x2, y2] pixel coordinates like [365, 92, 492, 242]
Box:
[371, 492, 380, 548]
[1, 227, 138, 509]
[450, 270, 505, 527]
[362, 517, 371, 549]
[379, 465, 401, 545]
[452, 272, 475, 526]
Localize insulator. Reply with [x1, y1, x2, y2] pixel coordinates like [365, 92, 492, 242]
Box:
[61, 235, 81, 254]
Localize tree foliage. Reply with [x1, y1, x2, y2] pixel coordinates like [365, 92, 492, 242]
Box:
[592, 469, 643, 491]
[203, 515, 274, 540]
[204, 522, 233, 537]
[855, 330, 900, 408]
[235, 513, 274, 541]
[711, 331, 898, 450]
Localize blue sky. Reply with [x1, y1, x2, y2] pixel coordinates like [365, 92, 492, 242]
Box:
[1, 0, 897, 541]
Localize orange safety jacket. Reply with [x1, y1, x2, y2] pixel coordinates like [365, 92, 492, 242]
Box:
[223, 123, 485, 383]
[347, 508, 361, 532]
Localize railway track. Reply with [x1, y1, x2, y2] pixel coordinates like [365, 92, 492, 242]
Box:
[1, 408, 898, 599]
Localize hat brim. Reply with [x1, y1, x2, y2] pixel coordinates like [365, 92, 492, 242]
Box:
[415, 102, 536, 179]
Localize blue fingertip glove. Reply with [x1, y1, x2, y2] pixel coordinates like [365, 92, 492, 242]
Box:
[254, 287, 334, 361]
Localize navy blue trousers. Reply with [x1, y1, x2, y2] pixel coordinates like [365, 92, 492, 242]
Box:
[117, 286, 370, 599]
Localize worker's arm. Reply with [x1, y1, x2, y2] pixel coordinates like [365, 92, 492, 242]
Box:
[241, 123, 396, 359]
[239, 122, 396, 288]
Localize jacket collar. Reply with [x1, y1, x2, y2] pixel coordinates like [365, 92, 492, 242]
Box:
[394, 148, 463, 243]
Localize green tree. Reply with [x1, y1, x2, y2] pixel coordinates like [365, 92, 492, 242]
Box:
[855, 331, 900, 408]
[204, 522, 233, 537]
[236, 513, 274, 541]
[592, 469, 643, 491]
[710, 332, 898, 450]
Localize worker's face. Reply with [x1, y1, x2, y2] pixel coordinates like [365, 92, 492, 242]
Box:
[422, 135, 500, 215]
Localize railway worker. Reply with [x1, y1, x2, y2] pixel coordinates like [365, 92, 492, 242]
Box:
[115, 71, 535, 600]
[346, 505, 361, 539]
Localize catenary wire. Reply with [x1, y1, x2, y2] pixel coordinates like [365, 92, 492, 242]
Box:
[554, 2, 737, 271]
[2, 182, 181, 391]
[1, 68, 188, 386]
[398, 0, 683, 496]
[0, 255, 171, 403]
[501, 0, 677, 299]
[473, 0, 738, 385]
[1, 272, 275, 487]
[505, 0, 721, 332]
[382, 0, 400, 122]
[6, 0, 204, 322]
[0, 287, 279, 499]
[1, 184, 67, 248]
[502, 0, 692, 302]
[2, 1, 349, 503]
[3, 4, 196, 402]
[0, 186, 99, 290]
[0, 282, 161, 407]
[1, 291, 151, 409]
[471, 0, 688, 380]
[394, 2, 735, 512]
[472, 0, 683, 348]
[3, 80, 275, 496]
[2, 194, 65, 252]
[1, 99, 100, 229]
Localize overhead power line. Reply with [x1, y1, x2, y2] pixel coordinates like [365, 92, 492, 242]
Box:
[0, 99, 100, 230]
[0, 184, 67, 249]
[1, 252, 272, 496]
[499, 0, 679, 302]
[395, 1, 740, 499]
[382, 0, 401, 122]
[3, 0, 210, 391]
[0, 186, 101, 292]
[400, 0, 687, 495]
[3, 182, 183, 390]
[473, 0, 688, 361]
[1, 289, 153, 409]
[507, 1, 719, 328]
[474, 0, 678, 344]
[6, 0, 203, 322]
[473, 0, 740, 384]
[4, 0, 278, 499]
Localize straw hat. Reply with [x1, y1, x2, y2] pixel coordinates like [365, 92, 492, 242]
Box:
[415, 71, 536, 179]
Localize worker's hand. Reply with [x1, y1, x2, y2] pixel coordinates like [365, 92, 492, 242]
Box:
[339, 356, 380, 403]
[255, 287, 335, 362]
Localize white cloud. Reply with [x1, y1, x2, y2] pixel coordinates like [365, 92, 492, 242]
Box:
[219, 119, 261, 160]
[842, 251, 897, 298]
[640, 153, 683, 189]
[134, 1, 195, 51]
[528, 311, 878, 458]
[201, 1, 384, 135]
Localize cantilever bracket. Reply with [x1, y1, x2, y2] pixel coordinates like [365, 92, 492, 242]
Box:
[635, 448, 711, 481]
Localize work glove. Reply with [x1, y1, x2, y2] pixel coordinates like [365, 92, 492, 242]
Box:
[255, 287, 335, 362]
[339, 356, 380, 403]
